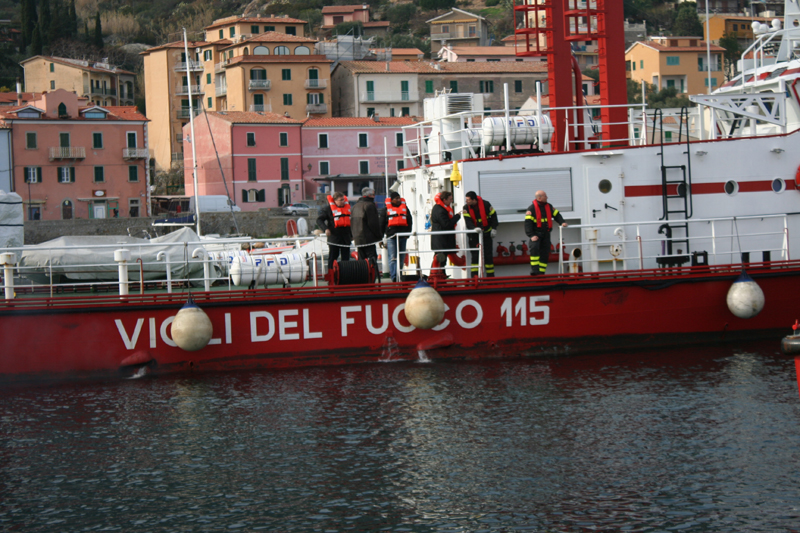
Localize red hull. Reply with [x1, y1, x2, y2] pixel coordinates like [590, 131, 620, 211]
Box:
[1, 262, 798, 382]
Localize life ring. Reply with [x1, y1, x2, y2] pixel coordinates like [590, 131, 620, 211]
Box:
[795, 164, 800, 189]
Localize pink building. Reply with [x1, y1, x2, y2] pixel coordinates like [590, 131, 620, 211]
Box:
[320, 4, 389, 36]
[184, 111, 303, 210]
[301, 116, 416, 199]
[0, 89, 149, 221]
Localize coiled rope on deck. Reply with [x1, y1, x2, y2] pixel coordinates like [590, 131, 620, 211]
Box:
[336, 260, 372, 285]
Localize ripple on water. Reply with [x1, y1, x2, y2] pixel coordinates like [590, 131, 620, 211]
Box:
[1, 343, 800, 531]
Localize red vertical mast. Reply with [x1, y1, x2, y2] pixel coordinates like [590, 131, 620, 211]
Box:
[515, 1, 628, 151]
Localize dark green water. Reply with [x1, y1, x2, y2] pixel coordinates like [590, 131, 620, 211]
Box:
[2, 342, 800, 532]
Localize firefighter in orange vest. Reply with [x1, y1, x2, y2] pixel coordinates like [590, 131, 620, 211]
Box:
[317, 191, 352, 269]
[524, 190, 567, 276]
[380, 191, 413, 282]
[463, 191, 498, 277]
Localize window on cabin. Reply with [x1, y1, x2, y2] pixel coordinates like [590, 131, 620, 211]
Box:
[286, 26, 296, 36]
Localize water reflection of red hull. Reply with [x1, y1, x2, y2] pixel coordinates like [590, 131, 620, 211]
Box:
[1, 261, 798, 382]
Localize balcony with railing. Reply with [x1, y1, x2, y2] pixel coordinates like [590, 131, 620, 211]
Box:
[359, 90, 418, 103]
[698, 63, 722, 72]
[171, 152, 184, 163]
[214, 60, 229, 73]
[122, 148, 149, 159]
[249, 104, 273, 113]
[304, 79, 328, 89]
[306, 103, 328, 114]
[49, 147, 86, 160]
[174, 60, 203, 72]
[90, 87, 117, 96]
[431, 30, 481, 40]
[177, 108, 202, 118]
[215, 84, 227, 96]
[175, 84, 202, 95]
[248, 79, 271, 91]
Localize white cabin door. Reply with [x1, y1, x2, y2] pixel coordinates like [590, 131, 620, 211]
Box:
[93, 204, 107, 219]
[585, 165, 623, 226]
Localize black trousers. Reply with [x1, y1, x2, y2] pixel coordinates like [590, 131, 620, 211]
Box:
[468, 233, 494, 277]
[328, 238, 350, 269]
[529, 232, 551, 275]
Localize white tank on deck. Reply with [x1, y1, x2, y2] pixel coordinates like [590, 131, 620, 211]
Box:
[223, 252, 308, 286]
[481, 115, 554, 148]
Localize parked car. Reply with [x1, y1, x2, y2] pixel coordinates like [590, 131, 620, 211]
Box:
[282, 203, 310, 216]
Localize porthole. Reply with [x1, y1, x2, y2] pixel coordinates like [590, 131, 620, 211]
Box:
[724, 180, 739, 195]
[794, 19, 799, 28]
[772, 178, 786, 193]
[598, 179, 612, 194]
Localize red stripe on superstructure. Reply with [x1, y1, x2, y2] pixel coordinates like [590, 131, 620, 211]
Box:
[625, 180, 782, 197]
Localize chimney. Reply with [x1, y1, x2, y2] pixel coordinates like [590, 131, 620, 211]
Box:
[16, 78, 21, 105]
[386, 61, 390, 72]
[372, 113, 379, 122]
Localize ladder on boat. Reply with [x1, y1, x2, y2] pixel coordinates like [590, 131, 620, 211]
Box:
[652, 107, 694, 266]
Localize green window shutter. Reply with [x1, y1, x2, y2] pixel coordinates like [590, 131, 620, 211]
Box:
[283, 94, 292, 105]
[257, 189, 265, 202]
[280, 158, 289, 180]
[219, 29, 224, 39]
[450, 80, 458, 92]
[206, 73, 211, 84]
[318, 93, 324, 104]
[282, 69, 291, 80]
[242, 189, 248, 203]
[479, 81, 484, 92]
[69, 167, 75, 182]
[514, 80, 522, 93]
[425, 80, 433, 93]
[307, 93, 313, 104]
[128, 165, 138, 182]
[207, 97, 212, 109]
[248, 158, 257, 181]
[93, 132, 102, 148]
[94, 166, 104, 182]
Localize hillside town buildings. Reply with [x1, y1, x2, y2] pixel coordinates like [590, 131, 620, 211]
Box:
[0, 89, 149, 221]
[21, 56, 136, 107]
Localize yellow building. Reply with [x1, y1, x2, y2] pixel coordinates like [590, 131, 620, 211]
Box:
[626, 36, 724, 95]
[705, 14, 774, 44]
[141, 41, 206, 172]
[142, 15, 332, 172]
[21, 56, 136, 107]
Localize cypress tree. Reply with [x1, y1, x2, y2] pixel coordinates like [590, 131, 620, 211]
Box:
[21, 0, 38, 51]
[69, 0, 78, 38]
[93, 12, 103, 49]
[31, 23, 43, 55]
[39, 0, 51, 49]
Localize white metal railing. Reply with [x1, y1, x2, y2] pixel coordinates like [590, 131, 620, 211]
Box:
[250, 104, 272, 112]
[175, 61, 203, 71]
[123, 148, 149, 159]
[215, 84, 227, 96]
[49, 147, 86, 160]
[395, 229, 485, 280]
[0, 235, 327, 300]
[214, 60, 228, 73]
[554, 214, 791, 274]
[248, 79, 271, 90]
[304, 79, 328, 89]
[175, 85, 202, 94]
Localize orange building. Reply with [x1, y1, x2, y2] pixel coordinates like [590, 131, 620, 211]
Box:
[626, 36, 724, 94]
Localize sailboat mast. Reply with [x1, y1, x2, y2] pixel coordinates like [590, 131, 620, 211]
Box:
[183, 28, 201, 236]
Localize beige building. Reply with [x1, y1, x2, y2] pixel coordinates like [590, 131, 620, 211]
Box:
[204, 15, 307, 41]
[427, 8, 488, 54]
[21, 56, 136, 107]
[626, 36, 724, 95]
[142, 14, 333, 172]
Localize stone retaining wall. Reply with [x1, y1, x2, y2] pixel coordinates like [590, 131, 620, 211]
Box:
[24, 209, 321, 244]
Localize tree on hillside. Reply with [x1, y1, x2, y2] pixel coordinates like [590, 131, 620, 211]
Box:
[93, 12, 103, 49]
[718, 31, 742, 80]
[21, 0, 38, 51]
[31, 23, 43, 55]
[334, 21, 363, 37]
[673, 2, 704, 36]
[419, 0, 456, 12]
[39, 0, 51, 48]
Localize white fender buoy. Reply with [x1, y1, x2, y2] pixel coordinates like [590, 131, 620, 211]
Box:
[726, 271, 765, 319]
[171, 296, 214, 351]
[404, 278, 445, 330]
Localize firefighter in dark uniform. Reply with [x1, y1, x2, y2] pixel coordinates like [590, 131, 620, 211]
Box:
[316, 191, 352, 270]
[525, 190, 567, 276]
[463, 191, 499, 277]
[431, 191, 461, 276]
